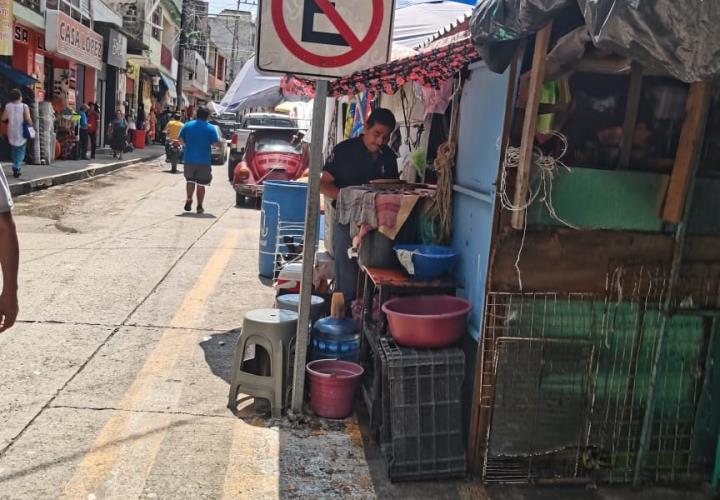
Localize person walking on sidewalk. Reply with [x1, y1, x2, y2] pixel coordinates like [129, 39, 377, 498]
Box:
[178, 106, 221, 214]
[78, 104, 89, 160]
[109, 109, 127, 160]
[87, 102, 99, 159]
[0, 163, 18, 332]
[1, 89, 33, 178]
[127, 109, 136, 145]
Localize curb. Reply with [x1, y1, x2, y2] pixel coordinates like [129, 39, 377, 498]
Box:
[9, 153, 165, 197]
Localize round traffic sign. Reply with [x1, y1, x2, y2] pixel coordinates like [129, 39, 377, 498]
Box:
[271, 0, 384, 68]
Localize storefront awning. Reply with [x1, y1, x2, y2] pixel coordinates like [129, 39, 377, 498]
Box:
[0, 62, 37, 87]
[160, 74, 177, 99]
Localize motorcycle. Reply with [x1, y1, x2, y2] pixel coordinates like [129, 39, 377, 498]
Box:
[165, 140, 183, 174]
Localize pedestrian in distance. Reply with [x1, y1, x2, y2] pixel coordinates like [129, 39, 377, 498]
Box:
[1, 89, 33, 178]
[87, 102, 99, 159]
[127, 109, 136, 145]
[109, 109, 127, 160]
[78, 104, 89, 160]
[177, 106, 222, 215]
[0, 162, 18, 332]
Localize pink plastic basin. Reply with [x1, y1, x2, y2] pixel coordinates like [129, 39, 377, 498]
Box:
[382, 295, 472, 348]
[306, 359, 364, 419]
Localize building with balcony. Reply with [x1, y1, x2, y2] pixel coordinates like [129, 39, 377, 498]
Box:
[207, 9, 254, 87]
[106, 0, 181, 112]
[207, 41, 227, 101]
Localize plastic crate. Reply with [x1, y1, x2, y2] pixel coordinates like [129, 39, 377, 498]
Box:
[379, 338, 466, 481]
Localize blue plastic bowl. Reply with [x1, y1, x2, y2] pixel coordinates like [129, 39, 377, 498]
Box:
[393, 244, 457, 280]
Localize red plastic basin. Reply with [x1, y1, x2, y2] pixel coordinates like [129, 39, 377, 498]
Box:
[306, 359, 364, 419]
[382, 295, 472, 348]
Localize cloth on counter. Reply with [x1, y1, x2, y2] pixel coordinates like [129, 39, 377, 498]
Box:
[378, 194, 421, 240]
[338, 185, 435, 246]
[336, 187, 378, 237]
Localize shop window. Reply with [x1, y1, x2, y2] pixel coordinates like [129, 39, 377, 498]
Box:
[151, 7, 162, 40]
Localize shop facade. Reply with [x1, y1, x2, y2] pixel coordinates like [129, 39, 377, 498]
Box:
[95, 25, 127, 148]
[44, 10, 102, 109]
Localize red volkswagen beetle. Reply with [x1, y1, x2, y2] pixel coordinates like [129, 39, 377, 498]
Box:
[232, 128, 309, 206]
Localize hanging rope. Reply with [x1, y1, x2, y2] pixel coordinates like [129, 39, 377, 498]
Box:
[499, 131, 578, 290]
[431, 140, 455, 244]
[429, 77, 462, 245]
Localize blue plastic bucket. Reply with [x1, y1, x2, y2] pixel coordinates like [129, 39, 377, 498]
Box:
[259, 181, 308, 278]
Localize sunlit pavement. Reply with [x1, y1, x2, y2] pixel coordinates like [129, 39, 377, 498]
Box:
[0, 158, 374, 499]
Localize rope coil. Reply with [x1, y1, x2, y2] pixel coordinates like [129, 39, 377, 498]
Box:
[499, 131, 578, 290]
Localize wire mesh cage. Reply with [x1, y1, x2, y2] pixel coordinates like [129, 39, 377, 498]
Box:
[477, 265, 718, 485]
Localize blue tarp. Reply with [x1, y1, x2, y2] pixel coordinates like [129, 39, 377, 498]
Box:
[0, 62, 36, 87]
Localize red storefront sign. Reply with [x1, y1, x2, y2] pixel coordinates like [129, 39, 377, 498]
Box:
[45, 10, 102, 69]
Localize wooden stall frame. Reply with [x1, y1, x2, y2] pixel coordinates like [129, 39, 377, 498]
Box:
[510, 22, 553, 230]
[662, 80, 712, 223]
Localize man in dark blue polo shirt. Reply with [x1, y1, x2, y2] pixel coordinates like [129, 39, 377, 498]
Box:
[320, 108, 399, 304]
[178, 106, 222, 214]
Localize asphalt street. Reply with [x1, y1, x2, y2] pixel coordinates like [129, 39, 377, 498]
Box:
[0, 158, 375, 499]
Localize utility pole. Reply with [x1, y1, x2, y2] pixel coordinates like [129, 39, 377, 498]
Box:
[229, 0, 241, 83]
[175, 0, 188, 112]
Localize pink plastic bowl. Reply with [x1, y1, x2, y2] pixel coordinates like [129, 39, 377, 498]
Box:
[382, 295, 472, 348]
[306, 359, 364, 419]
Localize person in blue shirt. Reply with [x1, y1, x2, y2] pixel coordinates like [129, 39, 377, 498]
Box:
[178, 106, 221, 214]
[78, 104, 89, 160]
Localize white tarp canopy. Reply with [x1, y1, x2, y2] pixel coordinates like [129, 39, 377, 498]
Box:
[218, 0, 472, 112]
[393, 0, 472, 48]
[218, 56, 284, 113]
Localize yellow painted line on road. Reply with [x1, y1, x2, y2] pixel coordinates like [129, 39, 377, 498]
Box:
[61, 230, 241, 499]
[221, 416, 280, 499]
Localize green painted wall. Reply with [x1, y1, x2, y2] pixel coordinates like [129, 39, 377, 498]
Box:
[527, 167, 666, 231]
[527, 167, 720, 234]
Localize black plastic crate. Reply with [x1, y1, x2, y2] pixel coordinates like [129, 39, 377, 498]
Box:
[379, 338, 466, 481]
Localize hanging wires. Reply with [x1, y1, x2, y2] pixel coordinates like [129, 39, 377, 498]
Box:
[499, 130, 578, 290]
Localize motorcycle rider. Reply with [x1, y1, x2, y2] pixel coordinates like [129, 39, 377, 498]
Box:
[164, 113, 184, 147]
[164, 113, 185, 172]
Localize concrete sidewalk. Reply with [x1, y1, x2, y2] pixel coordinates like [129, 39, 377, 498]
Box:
[2, 144, 166, 197]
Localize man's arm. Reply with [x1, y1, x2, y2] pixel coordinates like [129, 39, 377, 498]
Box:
[320, 171, 339, 200]
[211, 127, 223, 147]
[0, 212, 18, 332]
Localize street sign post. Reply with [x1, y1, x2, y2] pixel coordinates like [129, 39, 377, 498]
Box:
[256, 0, 394, 414]
[256, 0, 394, 78]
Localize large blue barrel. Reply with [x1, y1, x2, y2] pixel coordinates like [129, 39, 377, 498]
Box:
[259, 181, 308, 279]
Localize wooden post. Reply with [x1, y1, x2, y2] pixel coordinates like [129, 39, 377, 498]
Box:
[618, 62, 643, 169]
[290, 80, 328, 413]
[662, 80, 711, 223]
[511, 22, 552, 230]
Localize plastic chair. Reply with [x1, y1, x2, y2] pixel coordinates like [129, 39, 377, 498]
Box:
[228, 309, 298, 417]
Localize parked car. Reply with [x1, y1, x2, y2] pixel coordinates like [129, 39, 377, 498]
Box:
[232, 128, 308, 206]
[211, 124, 228, 165]
[228, 113, 299, 181]
[210, 112, 239, 140]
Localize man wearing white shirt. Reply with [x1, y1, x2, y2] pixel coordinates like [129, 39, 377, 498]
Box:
[0, 164, 18, 332]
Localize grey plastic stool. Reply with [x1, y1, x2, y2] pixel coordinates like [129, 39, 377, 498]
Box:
[275, 293, 326, 325]
[228, 308, 298, 417]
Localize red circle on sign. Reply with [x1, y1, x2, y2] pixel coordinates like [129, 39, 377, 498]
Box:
[271, 0, 384, 68]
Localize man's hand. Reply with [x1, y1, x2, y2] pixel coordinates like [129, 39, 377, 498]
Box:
[0, 291, 18, 333]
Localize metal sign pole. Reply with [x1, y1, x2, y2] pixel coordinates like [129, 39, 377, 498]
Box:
[291, 79, 329, 413]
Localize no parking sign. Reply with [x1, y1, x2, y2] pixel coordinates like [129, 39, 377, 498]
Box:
[256, 0, 395, 78]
